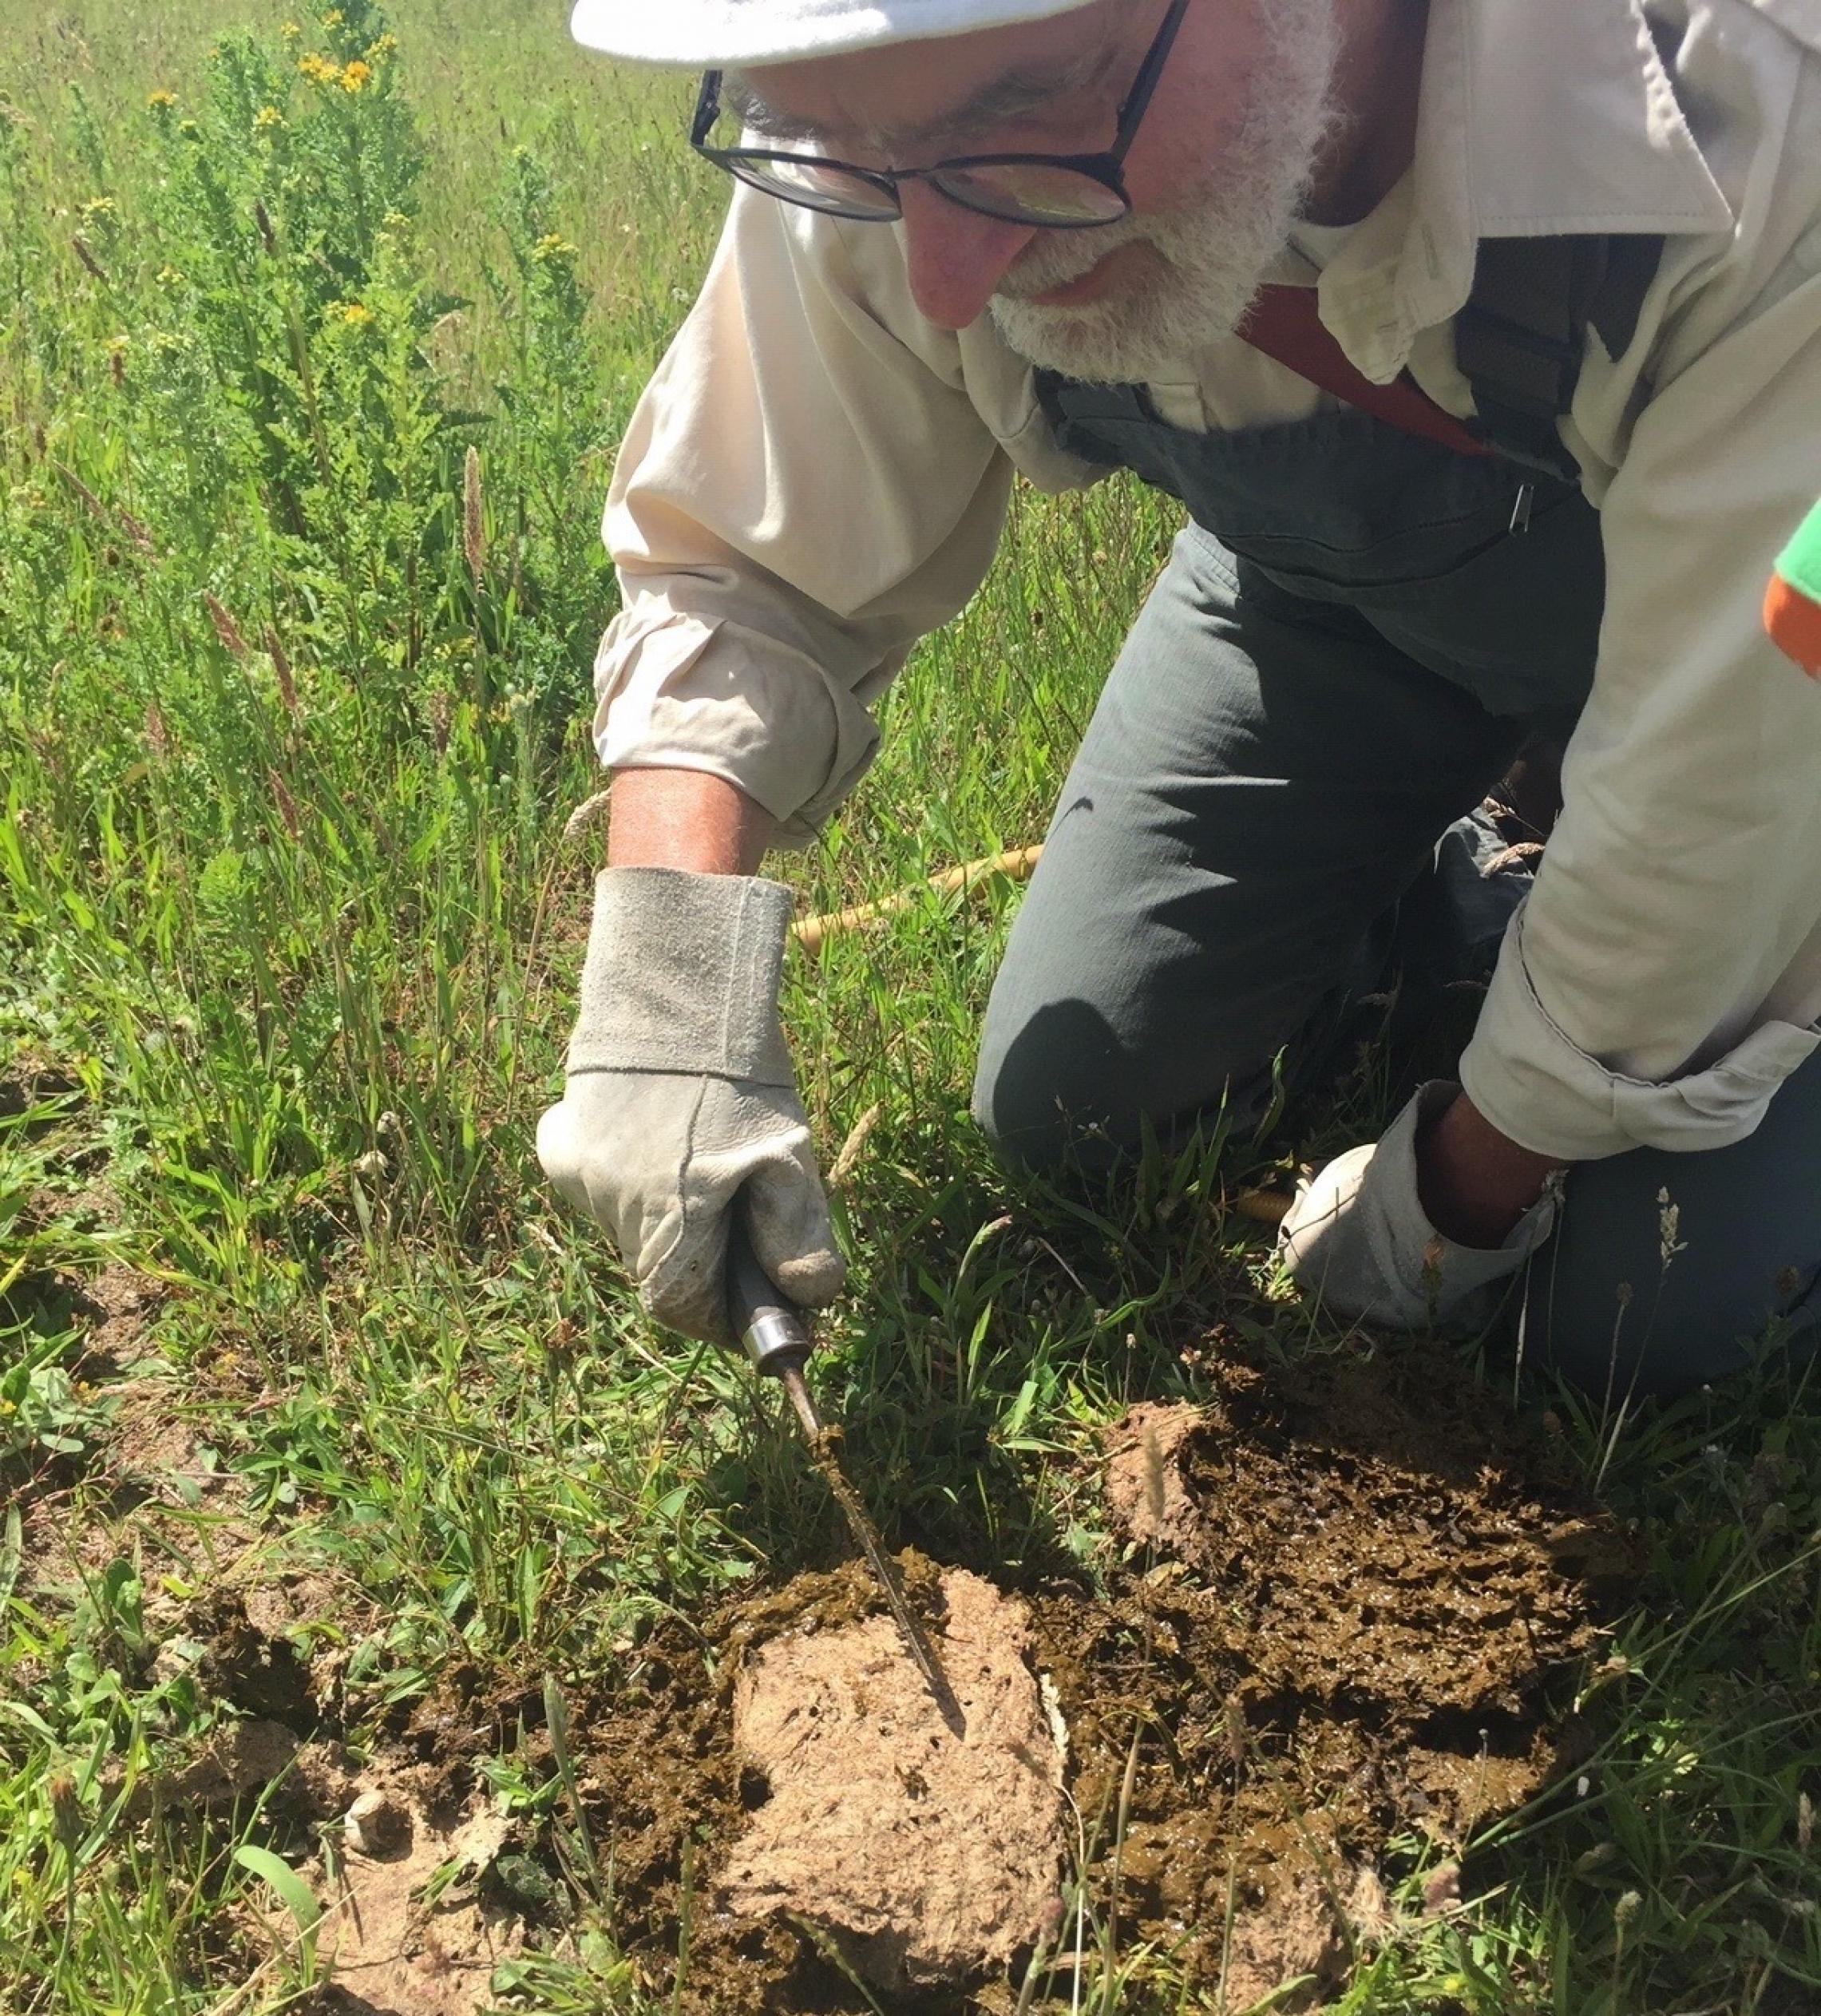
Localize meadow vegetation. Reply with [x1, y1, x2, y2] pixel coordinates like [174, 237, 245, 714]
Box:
[1, 1, 1818, 2009]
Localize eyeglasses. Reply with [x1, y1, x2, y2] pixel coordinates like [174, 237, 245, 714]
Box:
[689, 0, 1192, 230]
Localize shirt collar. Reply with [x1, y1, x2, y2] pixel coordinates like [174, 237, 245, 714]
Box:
[1318, 0, 1736, 383]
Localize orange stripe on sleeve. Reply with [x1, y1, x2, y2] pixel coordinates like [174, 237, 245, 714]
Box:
[1765, 573, 1821, 677]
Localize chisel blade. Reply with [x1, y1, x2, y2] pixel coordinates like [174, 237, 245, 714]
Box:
[728, 1209, 967, 1737]
[776, 1363, 968, 1737]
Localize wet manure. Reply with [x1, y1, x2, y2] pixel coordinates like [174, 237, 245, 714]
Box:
[1102, 1348, 1625, 1729]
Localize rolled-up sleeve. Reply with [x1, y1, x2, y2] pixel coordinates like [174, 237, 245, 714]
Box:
[1462, 263, 1821, 1160]
[594, 186, 1023, 843]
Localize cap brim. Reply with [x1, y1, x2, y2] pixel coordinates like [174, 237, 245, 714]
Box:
[569, 0, 1099, 68]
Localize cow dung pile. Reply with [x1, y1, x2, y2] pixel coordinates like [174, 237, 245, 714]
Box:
[567, 1342, 1629, 2013]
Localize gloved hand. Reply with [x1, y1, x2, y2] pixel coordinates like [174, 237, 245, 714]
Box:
[1277, 1080, 1559, 1330]
[536, 866, 845, 1345]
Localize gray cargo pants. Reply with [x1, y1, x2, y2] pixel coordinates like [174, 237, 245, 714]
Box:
[974, 525, 1821, 1400]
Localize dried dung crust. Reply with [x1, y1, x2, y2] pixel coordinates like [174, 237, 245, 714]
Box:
[717, 1568, 1066, 1992]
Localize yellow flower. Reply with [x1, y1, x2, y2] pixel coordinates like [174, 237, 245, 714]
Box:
[298, 51, 340, 83]
[322, 6, 344, 23]
[365, 32, 398, 59]
[382, 209, 410, 230]
[531, 232, 577, 263]
[156, 264, 182, 284]
[148, 89, 177, 109]
[253, 105, 283, 130]
[333, 300, 372, 326]
[78, 196, 116, 221]
[281, 18, 302, 36]
[338, 58, 370, 92]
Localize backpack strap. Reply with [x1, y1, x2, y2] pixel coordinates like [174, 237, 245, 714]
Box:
[1455, 235, 1665, 479]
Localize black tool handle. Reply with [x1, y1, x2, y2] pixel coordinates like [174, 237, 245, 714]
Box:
[726, 1202, 812, 1379]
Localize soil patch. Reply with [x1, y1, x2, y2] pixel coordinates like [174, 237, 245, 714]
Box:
[113, 1703, 521, 2014]
[718, 1568, 1067, 1993]
[308, 1783, 520, 2015]
[560, 1343, 1628, 2013]
[70, 1261, 165, 1371]
[17, 1262, 272, 1602]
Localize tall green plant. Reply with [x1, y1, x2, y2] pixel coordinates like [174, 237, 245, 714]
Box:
[0, 4, 605, 1297]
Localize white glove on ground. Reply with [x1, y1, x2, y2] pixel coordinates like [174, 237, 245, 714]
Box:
[536, 867, 845, 1346]
[1277, 1080, 1559, 1331]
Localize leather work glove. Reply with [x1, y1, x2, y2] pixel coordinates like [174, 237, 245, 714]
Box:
[536, 867, 845, 1346]
[1277, 1081, 1559, 1331]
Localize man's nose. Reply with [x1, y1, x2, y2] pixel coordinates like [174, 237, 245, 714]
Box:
[898, 183, 1038, 330]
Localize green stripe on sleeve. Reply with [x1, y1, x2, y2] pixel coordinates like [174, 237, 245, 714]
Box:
[1775, 497, 1821, 604]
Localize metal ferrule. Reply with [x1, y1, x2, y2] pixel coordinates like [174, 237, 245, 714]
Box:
[740, 1309, 807, 1378]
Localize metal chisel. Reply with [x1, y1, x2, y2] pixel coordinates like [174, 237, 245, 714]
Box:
[726, 1209, 966, 1737]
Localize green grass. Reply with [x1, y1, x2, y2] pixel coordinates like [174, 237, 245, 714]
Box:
[0, 2, 1818, 2010]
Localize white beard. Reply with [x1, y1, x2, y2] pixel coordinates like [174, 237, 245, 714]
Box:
[988, 0, 1341, 384]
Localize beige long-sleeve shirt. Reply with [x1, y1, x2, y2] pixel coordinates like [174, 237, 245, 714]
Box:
[595, 0, 1821, 1165]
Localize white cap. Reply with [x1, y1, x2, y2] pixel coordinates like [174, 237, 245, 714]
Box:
[569, 0, 1099, 69]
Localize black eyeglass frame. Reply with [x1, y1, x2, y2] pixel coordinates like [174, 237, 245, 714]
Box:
[689, 0, 1193, 228]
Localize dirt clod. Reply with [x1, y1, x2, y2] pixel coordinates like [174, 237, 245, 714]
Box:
[291, 1738, 362, 1820]
[191, 1590, 319, 1725]
[114, 1717, 300, 1824]
[718, 1568, 1067, 1993]
[343, 1786, 414, 1858]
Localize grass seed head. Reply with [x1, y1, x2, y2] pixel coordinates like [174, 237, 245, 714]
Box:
[463, 445, 485, 584]
[263, 620, 298, 717]
[561, 786, 611, 841]
[204, 592, 248, 657]
[264, 625, 299, 715]
[827, 1101, 882, 1191]
[117, 505, 156, 556]
[269, 766, 302, 838]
